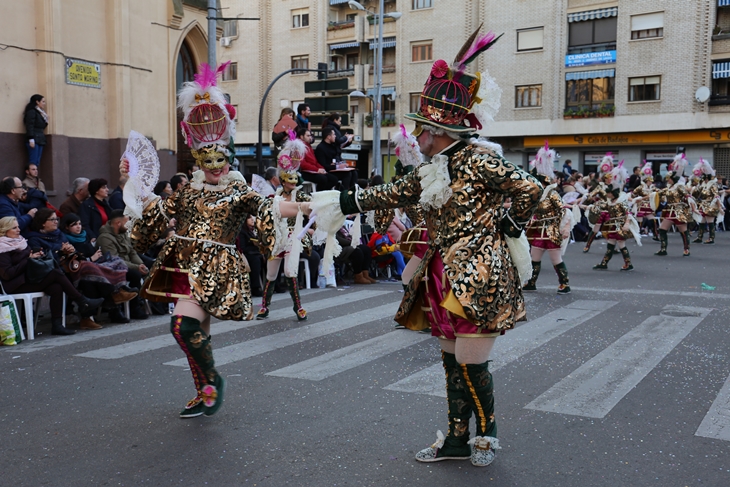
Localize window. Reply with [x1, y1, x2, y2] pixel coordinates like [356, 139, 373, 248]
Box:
[712, 60, 730, 104]
[516, 85, 542, 108]
[292, 8, 309, 28]
[412, 42, 433, 62]
[382, 95, 396, 123]
[517, 28, 544, 52]
[223, 20, 238, 38]
[232, 104, 238, 122]
[631, 12, 663, 40]
[568, 17, 617, 53]
[346, 53, 359, 70]
[291, 55, 309, 71]
[413, 0, 433, 9]
[566, 76, 615, 109]
[410, 93, 422, 113]
[629, 76, 661, 101]
[222, 62, 237, 81]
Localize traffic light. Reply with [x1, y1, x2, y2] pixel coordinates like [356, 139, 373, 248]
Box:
[317, 62, 328, 80]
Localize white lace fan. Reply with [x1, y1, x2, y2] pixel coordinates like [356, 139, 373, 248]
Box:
[123, 130, 160, 219]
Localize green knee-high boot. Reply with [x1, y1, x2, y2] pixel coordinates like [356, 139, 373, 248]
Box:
[619, 247, 633, 271]
[415, 351, 472, 463]
[583, 231, 596, 253]
[461, 362, 500, 467]
[652, 219, 660, 241]
[522, 261, 541, 291]
[170, 315, 225, 417]
[593, 243, 615, 269]
[681, 230, 691, 256]
[693, 224, 704, 243]
[256, 279, 276, 319]
[287, 277, 307, 321]
[655, 229, 668, 255]
[705, 222, 716, 244]
[554, 262, 570, 293]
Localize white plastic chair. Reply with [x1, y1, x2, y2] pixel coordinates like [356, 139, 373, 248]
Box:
[10, 292, 66, 341]
[299, 258, 311, 289]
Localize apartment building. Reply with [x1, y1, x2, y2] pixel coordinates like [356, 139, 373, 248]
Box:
[223, 0, 730, 180]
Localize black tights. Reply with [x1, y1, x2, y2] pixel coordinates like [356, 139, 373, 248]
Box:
[348, 244, 372, 274]
[13, 269, 82, 320]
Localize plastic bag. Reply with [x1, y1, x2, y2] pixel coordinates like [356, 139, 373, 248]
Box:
[1, 299, 22, 346]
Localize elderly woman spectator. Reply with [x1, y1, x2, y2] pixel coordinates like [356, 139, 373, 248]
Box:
[79, 178, 113, 239]
[0, 216, 104, 335]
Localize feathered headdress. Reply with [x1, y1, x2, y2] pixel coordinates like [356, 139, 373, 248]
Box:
[692, 157, 715, 178]
[405, 24, 503, 134]
[598, 152, 614, 182]
[609, 159, 629, 192]
[392, 124, 423, 168]
[666, 153, 688, 183]
[277, 130, 306, 185]
[178, 62, 237, 151]
[640, 160, 654, 181]
[531, 140, 555, 181]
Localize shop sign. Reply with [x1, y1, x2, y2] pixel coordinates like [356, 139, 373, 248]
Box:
[65, 59, 101, 88]
[565, 50, 616, 68]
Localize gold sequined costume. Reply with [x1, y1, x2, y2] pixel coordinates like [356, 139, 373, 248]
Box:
[340, 141, 542, 334]
[656, 183, 692, 224]
[694, 180, 721, 218]
[526, 189, 565, 248]
[131, 176, 276, 321]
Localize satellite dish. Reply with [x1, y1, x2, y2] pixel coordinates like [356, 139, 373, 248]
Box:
[696, 86, 710, 103]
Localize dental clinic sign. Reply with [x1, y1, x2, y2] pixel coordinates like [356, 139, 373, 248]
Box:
[565, 50, 616, 68]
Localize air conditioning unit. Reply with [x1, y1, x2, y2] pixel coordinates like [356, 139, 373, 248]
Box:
[221, 37, 232, 48]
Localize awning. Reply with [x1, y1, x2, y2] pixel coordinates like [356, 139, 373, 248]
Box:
[330, 41, 359, 50]
[330, 0, 350, 5]
[720, 0, 730, 7]
[566, 68, 615, 80]
[568, 7, 618, 23]
[368, 37, 396, 49]
[366, 87, 396, 97]
[713, 61, 730, 79]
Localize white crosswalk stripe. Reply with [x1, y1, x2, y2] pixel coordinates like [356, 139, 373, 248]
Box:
[384, 300, 618, 397]
[76, 290, 391, 360]
[266, 331, 432, 381]
[525, 305, 712, 418]
[165, 302, 399, 368]
[696, 374, 730, 441]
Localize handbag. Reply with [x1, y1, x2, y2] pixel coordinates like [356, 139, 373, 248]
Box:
[59, 252, 81, 274]
[25, 254, 56, 284]
[0, 283, 22, 345]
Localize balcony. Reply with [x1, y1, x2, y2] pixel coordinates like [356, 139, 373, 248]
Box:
[563, 104, 615, 119]
[329, 68, 355, 78]
[367, 18, 397, 37]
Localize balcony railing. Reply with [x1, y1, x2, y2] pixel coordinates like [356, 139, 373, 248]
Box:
[368, 64, 396, 74]
[709, 95, 730, 106]
[328, 20, 355, 31]
[329, 69, 355, 78]
[567, 42, 617, 54]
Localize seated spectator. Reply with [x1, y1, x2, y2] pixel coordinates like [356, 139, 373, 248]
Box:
[109, 174, 128, 211]
[315, 126, 358, 189]
[79, 178, 112, 239]
[297, 127, 339, 191]
[153, 180, 173, 199]
[259, 167, 280, 197]
[387, 213, 406, 244]
[0, 216, 104, 335]
[96, 210, 149, 320]
[237, 214, 265, 297]
[170, 173, 188, 193]
[335, 220, 376, 285]
[61, 212, 137, 324]
[272, 107, 297, 149]
[59, 177, 90, 216]
[22, 163, 45, 193]
[0, 176, 37, 232]
[18, 185, 50, 213]
[367, 231, 406, 278]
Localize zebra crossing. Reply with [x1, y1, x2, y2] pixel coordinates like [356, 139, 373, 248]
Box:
[7, 287, 729, 442]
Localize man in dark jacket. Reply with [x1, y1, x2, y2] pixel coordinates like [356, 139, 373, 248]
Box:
[315, 127, 357, 189]
[109, 174, 127, 211]
[59, 177, 90, 216]
[296, 103, 311, 130]
[0, 177, 37, 232]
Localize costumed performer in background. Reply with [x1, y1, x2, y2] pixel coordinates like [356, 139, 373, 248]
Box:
[307, 26, 542, 467]
[691, 158, 722, 245]
[121, 63, 309, 419]
[652, 154, 696, 257]
[629, 161, 659, 240]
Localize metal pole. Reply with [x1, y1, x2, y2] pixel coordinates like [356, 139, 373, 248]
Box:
[372, 0, 384, 176]
[257, 68, 322, 175]
[207, 0, 217, 68]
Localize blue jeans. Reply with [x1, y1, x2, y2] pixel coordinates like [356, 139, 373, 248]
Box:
[26, 142, 44, 165]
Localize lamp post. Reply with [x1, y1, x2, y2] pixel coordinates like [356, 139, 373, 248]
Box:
[348, 0, 401, 176]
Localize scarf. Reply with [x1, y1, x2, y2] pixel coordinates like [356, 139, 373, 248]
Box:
[64, 229, 88, 244]
[36, 106, 49, 124]
[0, 236, 28, 253]
[297, 114, 309, 127]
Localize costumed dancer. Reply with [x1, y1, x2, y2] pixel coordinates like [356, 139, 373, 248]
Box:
[581, 152, 613, 253]
[691, 158, 722, 244]
[122, 63, 308, 419]
[630, 161, 659, 240]
[589, 160, 641, 270]
[523, 142, 576, 294]
[257, 132, 312, 321]
[306, 27, 542, 467]
[651, 154, 697, 256]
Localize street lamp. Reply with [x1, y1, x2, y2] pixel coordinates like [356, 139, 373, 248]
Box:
[348, 0, 401, 175]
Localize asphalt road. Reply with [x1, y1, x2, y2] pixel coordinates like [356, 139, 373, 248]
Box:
[2, 230, 729, 487]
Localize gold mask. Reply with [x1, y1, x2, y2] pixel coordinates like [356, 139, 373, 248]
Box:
[191, 145, 228, 170]
[279, 170, 299, 185]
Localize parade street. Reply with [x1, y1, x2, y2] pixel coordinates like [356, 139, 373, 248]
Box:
[2, 233, 729, 487]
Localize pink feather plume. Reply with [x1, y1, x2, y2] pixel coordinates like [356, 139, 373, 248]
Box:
[194, 61, 231, 90]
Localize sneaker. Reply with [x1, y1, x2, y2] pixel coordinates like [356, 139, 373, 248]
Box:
[557, 285, 571, 294]
[592, 264, 608, 270]
[654, 249, 667, 256]
[203, 375, 226, 417]
[256, 308, 269, 320]
[522, 283, 536, 291]
[683, 249, 690, 257]
[468, 436, 500, 467]
[179, 398, 204, 419]
[620, 265, 634, 272]
[415, 431, 471, 463]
